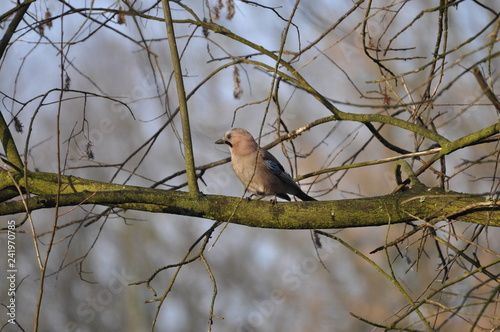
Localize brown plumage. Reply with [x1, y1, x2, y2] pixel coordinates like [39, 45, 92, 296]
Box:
[215, 128, 316, 202]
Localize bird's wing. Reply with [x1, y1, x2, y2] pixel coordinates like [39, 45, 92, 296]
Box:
[261, 149, 301, 190]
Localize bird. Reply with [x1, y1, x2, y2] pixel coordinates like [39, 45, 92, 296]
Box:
[215, 128, 316, 202]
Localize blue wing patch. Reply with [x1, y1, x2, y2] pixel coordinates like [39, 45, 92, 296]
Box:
[263, 158, 301, 190]
[263, 159, 284, 175]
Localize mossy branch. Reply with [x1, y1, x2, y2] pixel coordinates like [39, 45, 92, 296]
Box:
[0, 169, 498, 228]
[0, 1, 34, 172]
[0, 111, 23, 171]
[0, 0, 35, 60]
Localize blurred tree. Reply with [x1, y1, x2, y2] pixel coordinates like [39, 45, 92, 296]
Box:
[0, 1, 499, 331]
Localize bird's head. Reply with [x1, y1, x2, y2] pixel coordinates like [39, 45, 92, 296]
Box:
[215, 128, 256, 149]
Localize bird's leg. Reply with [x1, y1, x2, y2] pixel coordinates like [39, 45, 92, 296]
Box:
[270, 194, 278, 205]
[246, 194, 255, 201]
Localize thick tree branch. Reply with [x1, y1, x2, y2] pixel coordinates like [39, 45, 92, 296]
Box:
[0, 170, 498, 228]
[0, 1, 35, 172]
[0, 110, 23, 171]
[0, 0, 35, 60]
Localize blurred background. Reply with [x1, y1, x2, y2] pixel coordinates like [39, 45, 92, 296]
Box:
[0, 1, 499, 331]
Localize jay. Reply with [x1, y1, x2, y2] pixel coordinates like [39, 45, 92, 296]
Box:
[215, 128, 316, 202]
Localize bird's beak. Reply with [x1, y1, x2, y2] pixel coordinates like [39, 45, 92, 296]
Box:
[215, 138, 225, 144]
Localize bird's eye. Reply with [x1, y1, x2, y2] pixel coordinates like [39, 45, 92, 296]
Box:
[227, 133, 232, 140]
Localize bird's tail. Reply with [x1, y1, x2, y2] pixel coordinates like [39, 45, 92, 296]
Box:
[295, 190, 317, 201]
